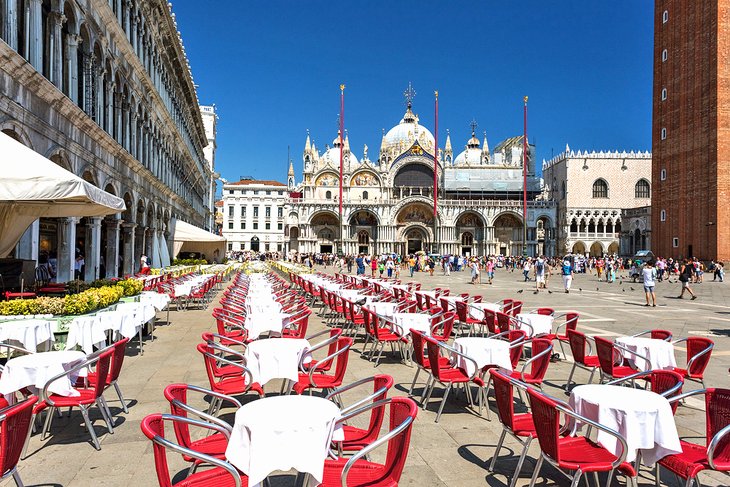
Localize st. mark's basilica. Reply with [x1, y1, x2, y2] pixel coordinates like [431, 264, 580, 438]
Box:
[284, 87, 556, 257]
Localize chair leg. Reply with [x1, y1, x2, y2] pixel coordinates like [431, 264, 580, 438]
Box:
[566, 363, 577, 390]
[96, 397, 114, 434]
[587, 367, 597, 385]
[570, 470, 583, 487]
[528, 455, 543, 487]
[112, 381, 129, 414]
[435, 383, 452, 423]
[510, 437, 532, 487]
[79, 405, 101, 450]
[20, 412, 35, 460]
[420, 376, 434, 405]
[41, 407, 55, 440]
[11, 469, 23, 487]
[409, 368, 421, 395]
[422, 378, 437, 409]
[488, 429, 507, 472]
[685, 477, 696, 487]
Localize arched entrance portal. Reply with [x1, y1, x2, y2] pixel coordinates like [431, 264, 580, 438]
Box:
[405, 227, 428, 254]
[461, 232, 474, 256]
[493, 213, 523, 256]
[251, 236, 260, 252]
[572, 241, 587, 255]
[590, 241, 603, 257]
[357, 230, 370, 254]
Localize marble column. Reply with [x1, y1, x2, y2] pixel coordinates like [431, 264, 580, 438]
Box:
[105, 82, 114, 134]
[4, 0, 18, 50]
[123, 0, 130, 38]
[56, 217, 77, 283]
[14, 220, 39, 262]
[121, 223, 136, 276]
[115, 92, 123, 143]
[28, 0, 42, 70]
[66, 35, 79, 105]
[84, 217, 102, 281]
[130, 112, 137, 158]
[50, 10, 64, 87]
[105, 218, 121, 278]
[135, 226, 146, 270]
[145, 227, 155, 263]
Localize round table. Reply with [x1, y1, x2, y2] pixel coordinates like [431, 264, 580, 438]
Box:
[244, 338, 311, 385]
[365, 302, 399, 319]
[569, 384, 682, 465]
[225, 395, 343, 486]
[452, 337, 512, 376]
[515, 313, 554, 337]
[614, 336, 677, 372]
[0, 319, 55, 352]
[0, 350, 87, 398]
[468, 302, 501, 321]
[390, 312, 432, 337]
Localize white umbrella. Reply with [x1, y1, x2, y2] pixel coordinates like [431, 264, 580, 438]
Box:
[0, 131, 126, 257]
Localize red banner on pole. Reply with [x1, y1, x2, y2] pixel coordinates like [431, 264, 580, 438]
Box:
[339, 85, 345, 221]
[434, 91, 439, 218]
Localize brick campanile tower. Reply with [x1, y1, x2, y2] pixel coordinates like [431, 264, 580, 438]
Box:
[652, 1, 730, 261]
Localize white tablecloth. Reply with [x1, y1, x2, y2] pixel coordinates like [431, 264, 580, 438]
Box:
[515, 313, 554, 337]
[0, 350, 87, 397]
[365, 302, 399, 319]
[569, 384, 682, 464]
[139, 291, 171, 311]
[0, 319, 55, 351]
[65, 315, 107, 354]
[244, 338, 311, 385]
[440, 296, 464, 311]
[614, 336, 677, 372]
[245, 310, 290, 338]
[391, 313, 432, 337]
[225, 395, 344, 486]
[415, 290, 437, 299]
[116, 302, 156, 324]
[335, 289, 364, 302]
[95, 309, 140, 340]
[452, 337, 512, 376]
[468, 302, 501, 321]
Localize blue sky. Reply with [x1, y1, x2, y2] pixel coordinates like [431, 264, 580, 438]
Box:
[171, 1, 654, 184]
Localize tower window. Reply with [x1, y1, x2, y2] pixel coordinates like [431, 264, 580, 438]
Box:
[662, 49, 668, 62]
[660, 210, 666, 222]
[661, 88, 667, 100]
[660, 168, 667, 181]
[663, 10, 668, 23]
[672, 237, 679, 248]
[661, 128, 667, 140]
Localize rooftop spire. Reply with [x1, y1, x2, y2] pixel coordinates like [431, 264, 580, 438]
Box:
[444, 129, 452, 152]
[304, 129, 311, 152]
[288, 159, 295, 177]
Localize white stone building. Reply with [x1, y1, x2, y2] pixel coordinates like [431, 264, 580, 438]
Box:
[542, 146, 652, 256]
[222, 179, 288, 253]
[286, 89, 556, 257]
[200, 105, 218, 231]
[0, 0, 214, 280]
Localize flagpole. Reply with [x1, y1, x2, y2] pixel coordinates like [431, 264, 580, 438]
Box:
[522, 95, 528, 257]
[339, 84, 345, 257]
[433, 90, 439, 254]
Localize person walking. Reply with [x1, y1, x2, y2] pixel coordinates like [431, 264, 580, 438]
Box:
[370, 255, 377, 277]
[534, 255, 546, 291]
[486, 258, 495, 285]
[561, 259, 573, 293]
[678, 259, 697, 299]
[643, 260, 657, 307]
[522, 258, 532, 282]
[408, 255, 416, 277]
[386, 258, 394, 278]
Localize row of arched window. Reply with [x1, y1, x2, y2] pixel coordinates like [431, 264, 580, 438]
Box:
[591, 178, 650, 199]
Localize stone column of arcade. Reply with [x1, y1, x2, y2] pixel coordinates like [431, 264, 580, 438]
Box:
[56, 217, 77, 282]
[105, 218, 121, 278]
[84, 217, 102, 281]
[145, 227, 155, 267]
[121, 223, 136, 276]
[134, 225, 146, 272]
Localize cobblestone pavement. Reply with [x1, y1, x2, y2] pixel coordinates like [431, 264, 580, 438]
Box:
[6, 265, 729, 486]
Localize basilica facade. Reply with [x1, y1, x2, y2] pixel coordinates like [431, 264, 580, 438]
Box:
[285, 95, 556, 257]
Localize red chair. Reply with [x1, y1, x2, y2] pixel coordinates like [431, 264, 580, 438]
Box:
[282, 308, 311, 339]
[321, 397, 417, 487]
[454, 300, 484, 336]
[607, 369, 684, 413]
[292, 337, 353, 395]
[544, 312, 579, 358]
[510, 300, 523, 316]
[594, 336, 637, 383]
[488, 370, 536, 487]
[326, 375, 394, 453]
[0, 395, 37, 486]
[197, 343, 264, 411]
[632, 328, 673, 341]
[656, 388, 730, 487]
[566, 329, 600, 390]
[532, 307, 555, 316]
[302, 328, 343, 373]
[78, 338, 131, 414]
[163, 383, 239, 469]
[430, 311, 456, 342]
[36, 348, 115, 450]
[495, 311, 513, 334]
[509, 338, 552, 388]
[408, 329, 451, 403]
[498, 298, 514, 315]
[141, 413, 248, 487]
[671, 337, 714, 388]
[527, 387, 637, 487]
[422, 335, 485, 422]
[366, 310, 408, 367]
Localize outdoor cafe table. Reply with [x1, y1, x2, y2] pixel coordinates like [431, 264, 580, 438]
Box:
[244, 308, 290, 338]
[390, 312, 432, 337]
[336, 289, 364, 302]
[225, 395, 344, 486]
[468, 302, 501, 321]
[569, 384, 682, 465]
[452, 337, 512, 376]
[0, 319, 55, 351]
[515, 313, 554, 337]
[0, 350, 87, 399]
[139, 291, 171, 312]
[440, 296, 464, 311]
[365, 302, 399, 319]
[244, 338, 311, 385]
[614, 336, 677, 372]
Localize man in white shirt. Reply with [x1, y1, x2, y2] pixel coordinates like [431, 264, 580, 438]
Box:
[643, 260, 657, 307]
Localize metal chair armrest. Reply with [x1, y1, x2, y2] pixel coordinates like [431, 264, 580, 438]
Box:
[631, 329, 652, 338]
[170, 399, 233, 436]
[606, 371, 648, 386]
[512, 317, 534, 337]
[308, 342, 350, 385]
[686, 343, 714, 373]
[554, 403, 629, 468]
[708, 423, 730, 470]
[187, 384, 243, 409]
[41, 355, 99, 406]
[438, 342, 479, 380]
[520, 343, 553, 382]
[204, 352, 255, 391]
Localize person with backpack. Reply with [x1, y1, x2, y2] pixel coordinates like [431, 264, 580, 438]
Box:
[562, 259, 573, 293]
[678, 259, 697, 300]
[534, 256, 546, 291]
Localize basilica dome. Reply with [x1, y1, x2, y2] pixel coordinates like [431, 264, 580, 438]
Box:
[321, 145, 359, 167]
[382, 106, 435, 156]
[453, 132, 485, 166]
